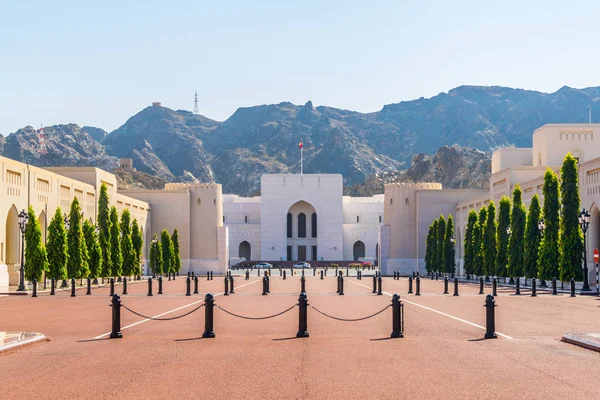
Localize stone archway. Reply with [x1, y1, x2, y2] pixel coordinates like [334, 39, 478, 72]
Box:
[353, 241, 365, 261]
[286, 201, 317, 261]
[5, 206, 20, 286]
[239, 241, 251, 261]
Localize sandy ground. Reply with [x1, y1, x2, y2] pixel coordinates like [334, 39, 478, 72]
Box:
[1, 273, 599, 400]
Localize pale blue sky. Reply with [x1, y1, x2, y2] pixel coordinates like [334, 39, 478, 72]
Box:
[1, 0, 599, 135]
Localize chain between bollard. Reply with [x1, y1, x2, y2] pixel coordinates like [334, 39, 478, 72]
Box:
[310, 304, 391, 322]
[121, 303, 205, 321]
[216, 303, 297, 320]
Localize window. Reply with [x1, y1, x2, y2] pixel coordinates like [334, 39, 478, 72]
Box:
[244, 215, 248, 223]
[214, 199, 216, 205]
[356, 215, 360, 223]
[379, 215, 382, 223]
[312, 246, 317, 261]
[223, 215, 225, 223]
[405, 198, 409, 205]
[390, 199, 393, 205]
[298, 213, 306, 238]
[311, 213, 317, 238]
[287, 213, 292, 238]
[197, 198, 201, 205]
[287, 246, 292, 261]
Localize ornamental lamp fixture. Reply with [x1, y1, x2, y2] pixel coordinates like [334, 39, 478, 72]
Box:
[506, 225, 512, 235]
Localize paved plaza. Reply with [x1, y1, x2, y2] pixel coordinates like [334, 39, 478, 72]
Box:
[1, 273, 599, 399]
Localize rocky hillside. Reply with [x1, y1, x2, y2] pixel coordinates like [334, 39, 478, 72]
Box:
[344, 145, 491, 196]
[114, 168, 167, 190]
[2, 85, 599, 195]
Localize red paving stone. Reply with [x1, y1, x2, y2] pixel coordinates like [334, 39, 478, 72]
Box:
[1, 274, 599, 399]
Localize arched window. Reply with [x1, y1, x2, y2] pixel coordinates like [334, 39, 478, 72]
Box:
[298, 213, 306, 238]
[311, 213, 317, 238]
[287, 213, 292, 238]
[239, 241, 251, 261]
[353, 241, 365, 261]
[379, 215, 382, 223]
[244, 215, 248, 223]
[356, 215, 360, 223]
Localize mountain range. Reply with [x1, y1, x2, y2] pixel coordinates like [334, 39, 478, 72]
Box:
[1, 85, 598, 195]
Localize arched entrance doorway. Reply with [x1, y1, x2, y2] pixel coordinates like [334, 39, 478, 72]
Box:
[239, 241, 251, 261]
[353, 241, 365, 261]
[286, 201, 317, 261]
[5, 206, 20, 286]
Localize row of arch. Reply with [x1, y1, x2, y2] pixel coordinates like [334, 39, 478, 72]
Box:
[287, 212, 317, 238]
[238, 240, 377, 262]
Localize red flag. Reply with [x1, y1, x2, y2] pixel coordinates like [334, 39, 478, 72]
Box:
[299, 141, 303, 149]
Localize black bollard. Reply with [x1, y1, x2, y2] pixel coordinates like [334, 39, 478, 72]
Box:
[158, 276, 163, 295]
[301, 276, 306, 293]
[245, 270, 249, 280]
[570, 278, 576, 297]
[283, 270, 287, 280]
[515, 277, 521, 295]
[453, 278, 459, 296]
[50, 277, 56, 296]
[86, 277, 91, 295]
[339, 276, 344, 296]
[444, 276, 449, 294]
[336, 276, 340, 294]
[408, 276, 413, 294]
[551, 278, 557, 295]
[484, 294, 497, 339]
[168, 272, 172, 281]
[320, 270, 323, 280]
[210, 271, 213, 280]
[262, 277, 267, 296]
[207, 271, 210, 281]
[313, 268, 316, 277]
[123, 277, 128, 295]
[223, 277, 229, 296]
[415, 277, 421, 296]
[296, 292, 309, 338]
[266, 275, 270, 293]
[110, 277, 115, 297]
[183, 277, 190, 296]
[377, 276, 382, 295]
[110, 294, 123, 339]
[391, 294, 404, 338]
[431, 271, 434, 280]
[531, 278, 537, 297]
[148, 277, 153, 296]
[202, 293, 215, 338]
[372, 276, 377, 294]
[71, 278, 76, 297]
[32, 279, 37, 298]
[479, 277, 484, 295]
[324, 268, 327, 277]
[492, 278, 497, 297]
[436, 271, 439, 281]
[194, 276, 199, 294]
[279, 268, 282, 276]
[229, 275, 234, 294]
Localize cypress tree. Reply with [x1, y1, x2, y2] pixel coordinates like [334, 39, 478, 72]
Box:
[161, 229, 174, 276]
[444, 215, 456, 275]
[171, 229, 181, 274]
[46, 207, 68, 281]
[149, 233, 163, 275]
[523, 195, 542, 280]
[431, 220, 438, 276]
[538, 169, 560, 281]
[67, 198, 89, 279]
[559, 153, 583, 282]
[436, 215, 446, 275]
[109, 206, 122, 277]
[131, 219, 143, 276]
[424, 223, 435, 274]
[495, 196, 511, 278]
[508, 185, 526, 279]
[473, 207, 487, 277]
[483, 201, 497, 279]
[98, 183, 112, 277]
[83, 219, 102, 280]
[464, 209, 478, 278]
[24, 206, 49, 282]
[120, 210, 135, 278]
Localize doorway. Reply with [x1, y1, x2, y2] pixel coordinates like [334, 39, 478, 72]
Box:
[298, 246, 306, 261]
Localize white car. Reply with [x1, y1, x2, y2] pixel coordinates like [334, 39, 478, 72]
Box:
[255, 262, 272, 268]
[293, 262, 311, 269]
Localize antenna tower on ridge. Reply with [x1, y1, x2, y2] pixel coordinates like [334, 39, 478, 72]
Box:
[193, 91, 199, 115]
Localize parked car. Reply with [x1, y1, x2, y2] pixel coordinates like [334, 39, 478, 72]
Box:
[255, 262, 273, 268]
[293, 262, 311, 269]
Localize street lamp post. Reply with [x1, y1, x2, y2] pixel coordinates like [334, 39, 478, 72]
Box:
[538, 219, 546, 287]
[151, 234, 158, 279]
[506, 225, 513, 284]
[17, 210, 29, 291]
[579, 209, 591, 291]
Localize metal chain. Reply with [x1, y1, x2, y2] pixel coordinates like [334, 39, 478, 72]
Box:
[216, 304, 297, 320]
[310, 304, 391, 322]
[122, 303, 204, 321]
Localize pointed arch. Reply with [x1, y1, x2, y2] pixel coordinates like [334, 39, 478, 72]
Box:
[353, 241, 365, 261]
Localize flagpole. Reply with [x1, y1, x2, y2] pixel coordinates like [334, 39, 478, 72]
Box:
[301, 145, 303, 175]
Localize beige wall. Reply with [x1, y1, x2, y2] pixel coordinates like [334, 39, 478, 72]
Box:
[492, 147, 532, 174]
[533, 124, 600, 167]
